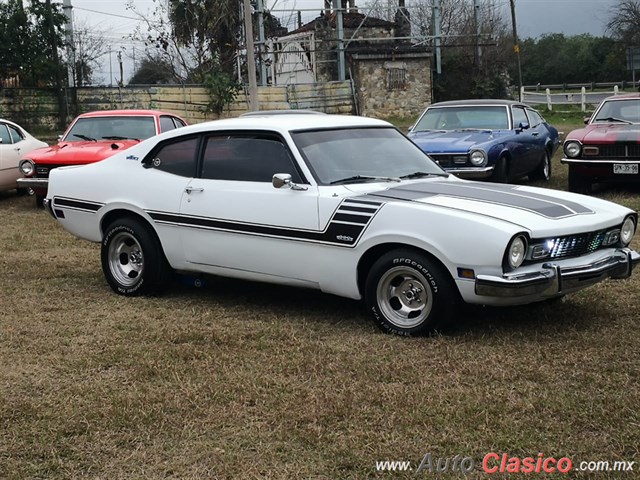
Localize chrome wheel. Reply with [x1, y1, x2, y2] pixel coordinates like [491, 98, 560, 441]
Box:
[108, 231, 144, 287]
[376, 266, 434, 329]
[542, 152, 550, 180]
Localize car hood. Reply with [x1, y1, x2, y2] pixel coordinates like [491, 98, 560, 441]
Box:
[348, 179, 630, 236]
[24, 140, 141, 165]
[408, 130, 508, 153]
[567, 123, 640, 143]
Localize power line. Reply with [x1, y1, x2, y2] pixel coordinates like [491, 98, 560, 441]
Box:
[74, 6, 141, 21]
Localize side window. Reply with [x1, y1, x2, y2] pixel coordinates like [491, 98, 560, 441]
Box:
[173, 117, 187, 128]
[160, 115, 177, 132]
[201, 135, 303, 183]
[0, 124, 11, 144]
[512, 107, 529, 128]
[527, 110, 543, 127]
[8, 125, 24, 143]
[149, 136, 199, 177]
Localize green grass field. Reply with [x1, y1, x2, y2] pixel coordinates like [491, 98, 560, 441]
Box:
[1, 119, 639, 478]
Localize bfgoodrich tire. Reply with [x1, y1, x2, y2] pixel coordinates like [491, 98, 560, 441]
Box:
[364, 249, 458, 336]
[101, 218, 171, 296]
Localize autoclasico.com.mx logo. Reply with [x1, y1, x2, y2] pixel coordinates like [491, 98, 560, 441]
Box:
[375, 452, 636, 475]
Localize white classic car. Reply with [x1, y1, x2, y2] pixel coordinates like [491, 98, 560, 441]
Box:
[44, 113, 639, 336]
[0, 118, 47, 194]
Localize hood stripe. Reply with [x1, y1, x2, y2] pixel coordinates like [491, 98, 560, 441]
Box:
[366, 181, 593, 219]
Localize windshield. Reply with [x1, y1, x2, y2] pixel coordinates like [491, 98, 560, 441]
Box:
[592, 98, 640, 124]
[412, 105, 510, 131]
[291, 127, 445, 185]
[63, 116, 157, 142]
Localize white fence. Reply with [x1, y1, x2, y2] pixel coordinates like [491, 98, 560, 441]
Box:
[521, 84, 636, 112]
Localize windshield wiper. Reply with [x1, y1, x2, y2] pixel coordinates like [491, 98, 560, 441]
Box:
[399, 171, 449, 179]
[414, 129, 447, 133]
[73, 134, 96, 142]
[457, 128, 493, 132]
[102, 135, 140, 141]
[594, 117, 632, 124]
[329, 175, 401, 185]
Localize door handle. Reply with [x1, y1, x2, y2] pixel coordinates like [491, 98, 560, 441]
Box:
[185, 186, 204, 194]
[531, 132, 539, 136]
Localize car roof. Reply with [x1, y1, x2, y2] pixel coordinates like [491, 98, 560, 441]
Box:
[176, 113, 392, 134]
[603, 93, 640, 101]
[428, 99, 528, 108]
[77, 109, 177, 118]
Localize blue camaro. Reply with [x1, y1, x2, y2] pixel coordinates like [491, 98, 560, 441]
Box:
[407, 99, 560, 183]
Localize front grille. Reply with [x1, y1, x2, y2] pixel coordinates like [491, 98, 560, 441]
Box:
[35, 165, 68, 178]
[429, 153, 469, 168]
[587, 143, 640, 159]
[529, 229, 609, 262]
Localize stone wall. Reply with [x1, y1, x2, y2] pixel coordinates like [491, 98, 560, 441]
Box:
[0, 82, 355, 131]
[351, 51, 432, 119]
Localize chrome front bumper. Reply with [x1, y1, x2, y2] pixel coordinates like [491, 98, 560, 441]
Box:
[446, 166, 495, 179]
[16, 177, 49, 189]
[475, 248, 640, 298]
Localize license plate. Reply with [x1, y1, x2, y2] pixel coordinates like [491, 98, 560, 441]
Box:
[613, 163, 638, 174]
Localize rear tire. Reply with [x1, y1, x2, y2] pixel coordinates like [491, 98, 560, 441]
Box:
[35, 195, 44, 208]
[568, 166, 591, 194]
[101, 218, 171, 296]
[364, 249, 457, 336]
[529, 150, 551, 182]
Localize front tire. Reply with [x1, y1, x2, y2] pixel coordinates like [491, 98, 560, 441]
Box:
[568, 166, 591, 194]
[491, 156, 508, 183]
[101, 218, 171, 296]
[364, 249, 458, 336]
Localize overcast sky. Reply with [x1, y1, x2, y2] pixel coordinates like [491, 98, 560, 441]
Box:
[69, 0, 622, 84]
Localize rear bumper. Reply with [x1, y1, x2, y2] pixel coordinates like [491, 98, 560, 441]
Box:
[475, 248, 640, 298]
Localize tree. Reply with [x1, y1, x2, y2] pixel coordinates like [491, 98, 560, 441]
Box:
[517, 34, 626, 84]
[69, 21, 110, 86]
[0, 0, 65, 87]
[409, 0, 512, 100]
[606, 0, 640, 44]
[129, 55, 177, 84]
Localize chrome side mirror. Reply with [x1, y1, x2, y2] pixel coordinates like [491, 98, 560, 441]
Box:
[272, 173, 308, 191]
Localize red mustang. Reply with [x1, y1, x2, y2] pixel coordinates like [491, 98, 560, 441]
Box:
[18, 109, 187, 206]
[561, 93, 640, 193]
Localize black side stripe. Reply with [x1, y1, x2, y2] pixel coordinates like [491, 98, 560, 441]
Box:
[53, 197, 103, 212]
[148, 198, 385, 247]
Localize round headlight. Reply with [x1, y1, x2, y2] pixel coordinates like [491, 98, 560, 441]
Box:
[506, 235, 527, 270]
[19, 159, 35, 176]
[564, 141, 581, 158]
[470, 150, 487, 167]
[620, 216, 636, 246]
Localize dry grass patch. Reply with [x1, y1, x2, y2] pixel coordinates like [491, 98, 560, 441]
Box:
[1, 151, 639, 478]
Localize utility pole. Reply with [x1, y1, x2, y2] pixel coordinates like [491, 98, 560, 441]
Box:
[256, 0, 267, 86]
[62, 0, 74, 87]
[243, 0, 258, 111]
[432, 0, 442, 75]
[46, 0, 67, 128]
[509, 0, 523, 100]
[473, 0, 481, 68]
[333, 0, 346, 81]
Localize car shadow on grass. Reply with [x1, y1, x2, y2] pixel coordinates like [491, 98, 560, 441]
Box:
[167, 273, 609, 340]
